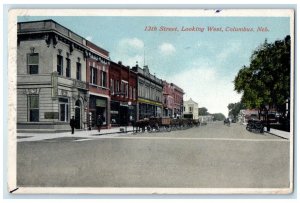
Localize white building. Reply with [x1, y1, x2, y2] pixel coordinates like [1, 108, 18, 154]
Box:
[17, 20, 89, 132]
[183, 98, 199, 119]
[238, 109, 259, 124]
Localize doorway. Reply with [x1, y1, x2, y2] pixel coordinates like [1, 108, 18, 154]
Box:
[75, 100, 81, 129]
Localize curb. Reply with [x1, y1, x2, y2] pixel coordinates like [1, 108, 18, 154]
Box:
[264, 131, 289, 140]
[91, 130, 134, 136]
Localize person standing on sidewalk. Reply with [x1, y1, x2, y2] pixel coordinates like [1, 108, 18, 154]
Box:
[96, 115, 103, 133]
[70, 116, 76, 134]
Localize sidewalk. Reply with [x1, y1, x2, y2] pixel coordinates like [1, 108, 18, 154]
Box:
[17, 126, 135, 142]
[240, 122, 290, 140]
[264, 128, 290, 140]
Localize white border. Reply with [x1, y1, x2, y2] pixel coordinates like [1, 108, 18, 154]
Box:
[7, 8, 295, 195]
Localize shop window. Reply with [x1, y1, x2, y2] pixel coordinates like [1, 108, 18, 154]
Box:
[28, 95, 39, 122]
[59, 98, 69, 122]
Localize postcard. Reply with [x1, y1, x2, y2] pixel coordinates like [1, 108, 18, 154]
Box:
[7, 8, 294, 194]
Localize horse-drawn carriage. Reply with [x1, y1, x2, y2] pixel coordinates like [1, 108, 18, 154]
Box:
[133, 117, 171, 132]
[133, 117, 200, 133]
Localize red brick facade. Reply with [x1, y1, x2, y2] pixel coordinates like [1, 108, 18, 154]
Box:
[109, 61, 137, 126]
[86, 41, 110, 129]
[163, 81, 174, 117]
[171, 83, 184, 117]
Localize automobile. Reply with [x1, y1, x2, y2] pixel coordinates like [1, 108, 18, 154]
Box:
[268, 113, 278, 123]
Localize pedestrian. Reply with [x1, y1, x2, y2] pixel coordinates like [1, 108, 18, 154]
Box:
[96, 115, 103, 132]
[70, 116, 75, 134]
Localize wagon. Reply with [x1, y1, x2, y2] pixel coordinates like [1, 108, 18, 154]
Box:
[133, 118, 149, 133]
[147, 117, 171, 132]
[133, 117, 200, 133]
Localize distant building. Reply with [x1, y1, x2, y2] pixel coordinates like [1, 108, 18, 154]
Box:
[162, 81, 184, 118]
[183, 98, 199, 119]
[162, 81, 174, 117]
[238, 109, 259, 124]
[171, 83, 184, 118]
[17, 20, 89, 132]
[132, 64, 163, 120]
[109, 61, 137, 126]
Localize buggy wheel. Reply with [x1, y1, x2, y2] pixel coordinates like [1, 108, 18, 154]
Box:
[260, 127, 264, 133]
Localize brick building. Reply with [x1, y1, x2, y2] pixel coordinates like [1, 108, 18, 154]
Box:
[162, 81, 174, 117]
[163, 81, 184, 118]
[109, 61, 137, 126]
[86, 41, 110, 129]
[171, 83, 185, 118]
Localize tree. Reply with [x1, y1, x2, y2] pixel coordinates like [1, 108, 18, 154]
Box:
[212, 113, 226, 121]
[198, 107, 209, 116]
[227, 102, 245, 120]
[234, 35, 290, 131]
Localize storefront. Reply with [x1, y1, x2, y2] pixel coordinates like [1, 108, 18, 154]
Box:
[89, 94, 108, 128]
[111, 100, 136, 126]
[138, 98, 162, 119]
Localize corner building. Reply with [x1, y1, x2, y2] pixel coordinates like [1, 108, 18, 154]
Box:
[17, 20, 89, 132]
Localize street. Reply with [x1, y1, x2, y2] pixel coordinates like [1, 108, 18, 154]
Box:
[17, 122, 290, 188]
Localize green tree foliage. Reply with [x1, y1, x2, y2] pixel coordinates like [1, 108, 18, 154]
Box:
[212, 113, 226, 121]
[234, 35, 290, 114]
[228, 102, 245, 119]
[198, 107, 209, 116]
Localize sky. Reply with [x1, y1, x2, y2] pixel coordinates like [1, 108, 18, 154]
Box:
[18, 15, 290, 116]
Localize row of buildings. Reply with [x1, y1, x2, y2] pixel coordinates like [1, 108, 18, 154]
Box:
[16, 19, 185, 132]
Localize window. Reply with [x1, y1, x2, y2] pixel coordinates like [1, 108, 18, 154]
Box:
[57, 55, 63, 75]
[101, 71, 107, 87]
[110, 79, 114, 93]
[125, 83, 128, 98]
[138, 85, 142, 97]
[28, 95, 39, 122]
[90, 67, 97, 84]
[129, 86, 132, 99]
[76, 62, 81, 80]
[66, 58, 71, 78]
[59, 98, 69, 122]
[27, 53, 39, 74]
[189, 107, 193, 112]
[115, 80, 119, 92]
[133, 88, 136, 100]
[121, 82, 124, 94]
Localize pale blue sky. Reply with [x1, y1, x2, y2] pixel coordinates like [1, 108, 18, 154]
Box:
[18, 16, 290, 115]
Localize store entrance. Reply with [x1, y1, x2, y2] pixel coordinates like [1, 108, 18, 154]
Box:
[75, 100, 81, 129]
